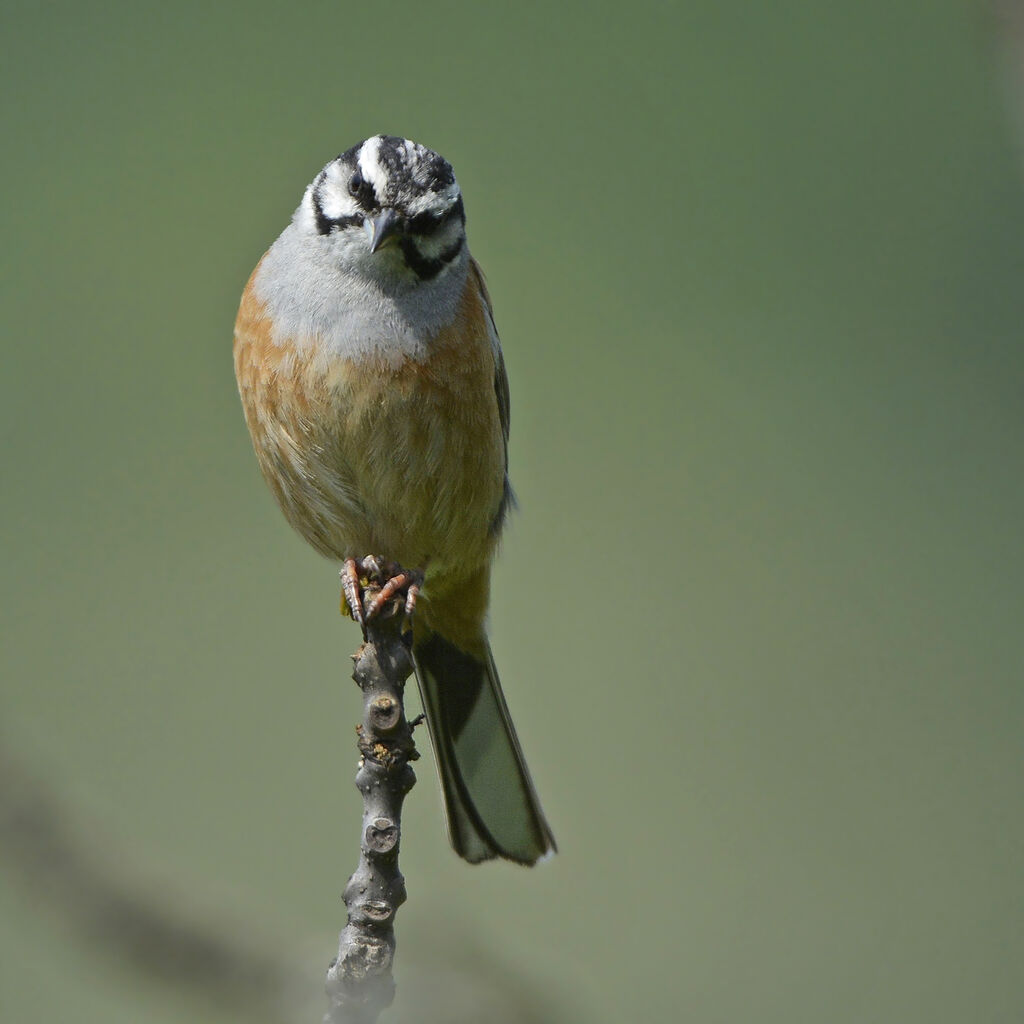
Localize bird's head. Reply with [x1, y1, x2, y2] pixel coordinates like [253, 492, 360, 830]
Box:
[296, 135, 467, 285]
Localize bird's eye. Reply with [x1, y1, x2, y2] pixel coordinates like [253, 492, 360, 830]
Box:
[348, 172, 363, 197]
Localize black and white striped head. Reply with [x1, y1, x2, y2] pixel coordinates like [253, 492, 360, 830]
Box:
[296, 135, 466, 285]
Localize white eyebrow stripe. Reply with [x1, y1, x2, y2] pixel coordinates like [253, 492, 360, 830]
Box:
[314, 162, 361, 220]
[358, 136, 389, 201]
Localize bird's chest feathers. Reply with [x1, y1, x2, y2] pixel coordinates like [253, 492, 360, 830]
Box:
[329, 319, 502, 501]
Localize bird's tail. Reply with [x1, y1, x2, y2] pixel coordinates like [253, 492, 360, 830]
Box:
[411, 628, 556, 865]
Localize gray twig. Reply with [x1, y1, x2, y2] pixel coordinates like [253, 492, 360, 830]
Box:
[324, 587, 418, 1024]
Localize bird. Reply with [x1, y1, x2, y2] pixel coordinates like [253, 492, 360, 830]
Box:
[233, 135, 555, 865]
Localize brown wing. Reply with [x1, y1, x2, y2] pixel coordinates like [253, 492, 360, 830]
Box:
[469, 258, 515, 531]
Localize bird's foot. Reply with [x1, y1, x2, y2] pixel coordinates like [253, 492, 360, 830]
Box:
[365, 561, 423, 620]
[340, 556, 423, 635]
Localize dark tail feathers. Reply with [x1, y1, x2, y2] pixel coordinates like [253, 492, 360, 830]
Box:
[411, 630, 556, 865]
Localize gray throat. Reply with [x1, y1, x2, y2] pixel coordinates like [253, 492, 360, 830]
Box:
[254, 222, 470, 363]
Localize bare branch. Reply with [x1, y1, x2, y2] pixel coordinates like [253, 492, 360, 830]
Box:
[325, 583, 418, 1024]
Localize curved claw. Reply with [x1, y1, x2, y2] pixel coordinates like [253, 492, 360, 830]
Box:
[340, 558, 367, 636]
[365, 569, 423, 621]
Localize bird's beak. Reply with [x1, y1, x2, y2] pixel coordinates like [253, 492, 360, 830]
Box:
[365, 208, 401, 253]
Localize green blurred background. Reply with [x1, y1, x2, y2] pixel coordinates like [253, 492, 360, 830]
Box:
[2, 2, 1023, 1021]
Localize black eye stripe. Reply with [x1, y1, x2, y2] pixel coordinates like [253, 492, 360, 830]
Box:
[346, 172, 379, 211]
[405, 211, 440, 234]
[405, 196, 465, 235]
[358, 181, 378, 210]
[312, 186, 363, 236]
